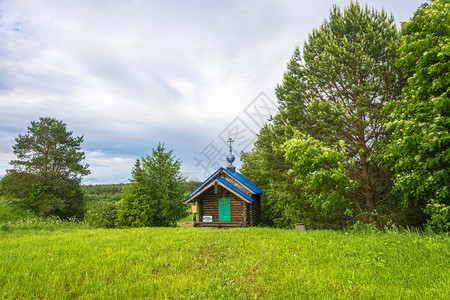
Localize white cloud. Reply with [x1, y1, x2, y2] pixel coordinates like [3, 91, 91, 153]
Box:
[0, 0, 424, 183]
[0, 137, 15, 177]
[83, 150, 136, 185]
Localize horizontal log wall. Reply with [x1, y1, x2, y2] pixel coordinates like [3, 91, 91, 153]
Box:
[197, 186, 247, 224]
[251, 194, 261, 226]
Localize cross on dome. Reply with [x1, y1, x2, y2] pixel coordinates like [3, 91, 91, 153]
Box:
[227, 137, 234, 153]
[226, 137, 235, 168]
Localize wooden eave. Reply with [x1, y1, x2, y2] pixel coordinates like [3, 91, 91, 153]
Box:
[184, 178, 254, 204]
[187, 168, 256, 201]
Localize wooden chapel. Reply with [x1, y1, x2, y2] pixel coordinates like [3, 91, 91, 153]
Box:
[184, 138, 264, 228]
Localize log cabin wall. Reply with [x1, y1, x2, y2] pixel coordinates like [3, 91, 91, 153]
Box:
[246, 202, 253, 226]
[197, 186, 247, 224]
[246, 195, 261, 226]
[252, 195, 261, 225]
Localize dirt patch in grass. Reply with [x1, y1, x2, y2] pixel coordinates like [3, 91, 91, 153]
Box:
[178, 221, 194, 227]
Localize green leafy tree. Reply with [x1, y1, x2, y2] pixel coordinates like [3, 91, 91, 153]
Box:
[83, 184, 124, 228]
[284, 132, 357, 214]
[116, 143, 188, 227]
[384, 0, 450, 229]
[275, 2, 403, 222]
[0, 117, 89, 218]
[241, 121, 349, 229]
[241, 122, 297, 228]
[85, 201, 118, 228]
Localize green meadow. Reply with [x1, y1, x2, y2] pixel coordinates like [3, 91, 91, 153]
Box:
[1, 216, 449, 299]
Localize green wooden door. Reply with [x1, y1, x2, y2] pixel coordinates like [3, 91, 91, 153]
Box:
[218, 198, 231, 222]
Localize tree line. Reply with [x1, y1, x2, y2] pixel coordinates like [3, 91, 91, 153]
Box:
[84, 183, 127, 196]
[240, 1, 448, 229]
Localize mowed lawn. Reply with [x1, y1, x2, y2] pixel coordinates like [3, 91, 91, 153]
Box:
[0, 225, 449, 299]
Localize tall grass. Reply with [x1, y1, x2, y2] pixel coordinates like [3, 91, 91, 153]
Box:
[1, 224, 448, 299]
[0, 196, 35, 223]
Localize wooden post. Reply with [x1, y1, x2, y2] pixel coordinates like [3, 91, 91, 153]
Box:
[295, 223, 306, 232]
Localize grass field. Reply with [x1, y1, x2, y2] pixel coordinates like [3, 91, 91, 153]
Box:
[1, 216, 449, 299]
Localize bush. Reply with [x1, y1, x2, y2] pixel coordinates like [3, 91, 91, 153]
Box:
[85, 201, 118, 228]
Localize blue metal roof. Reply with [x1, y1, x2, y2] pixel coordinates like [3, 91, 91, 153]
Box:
[222, 168, 265, 194]
[184, 167, 263, 204]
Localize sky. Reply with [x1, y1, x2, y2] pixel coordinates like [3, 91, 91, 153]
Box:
[0, 0, 424, 184]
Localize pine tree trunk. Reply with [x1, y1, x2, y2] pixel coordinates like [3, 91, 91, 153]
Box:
[360, 152, 376, 223]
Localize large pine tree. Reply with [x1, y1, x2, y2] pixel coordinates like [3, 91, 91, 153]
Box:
[1, 117, 90, 218]
[274, 2, 403, 222]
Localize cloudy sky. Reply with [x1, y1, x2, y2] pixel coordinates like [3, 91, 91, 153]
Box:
[0, 0, 424, 184]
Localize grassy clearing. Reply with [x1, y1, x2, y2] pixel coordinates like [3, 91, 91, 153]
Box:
[1, 222, 449, 299]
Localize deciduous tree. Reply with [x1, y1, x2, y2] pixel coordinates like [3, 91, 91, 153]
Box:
[384, 0, 450, 228]
[284, 132, 357, 214]
[241, 121, 349, 229]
